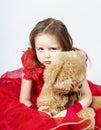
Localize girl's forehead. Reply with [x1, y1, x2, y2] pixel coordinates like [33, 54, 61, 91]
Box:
[35, 33, 57, 40]
[35, 33, 61, 46]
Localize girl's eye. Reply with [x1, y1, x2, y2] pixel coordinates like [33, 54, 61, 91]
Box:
[37, 48, 44, 51]
[50, 48, 57, 51]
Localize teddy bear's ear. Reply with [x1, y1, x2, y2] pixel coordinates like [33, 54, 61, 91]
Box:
[43, 59, 63, 85]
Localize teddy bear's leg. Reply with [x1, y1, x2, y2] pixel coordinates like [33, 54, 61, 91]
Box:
[77, 107, 95, 130]
[90, 96, 101, 109]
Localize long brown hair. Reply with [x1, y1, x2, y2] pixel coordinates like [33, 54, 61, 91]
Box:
[29, 18, 74, 65]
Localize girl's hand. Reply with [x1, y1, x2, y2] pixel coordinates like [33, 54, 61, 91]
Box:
[38, 106, 49, 111]
[53, 110, 67, 118]
[38, 106, 52, 116]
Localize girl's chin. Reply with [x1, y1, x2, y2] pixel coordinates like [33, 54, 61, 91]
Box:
[44, 63, 51, 67]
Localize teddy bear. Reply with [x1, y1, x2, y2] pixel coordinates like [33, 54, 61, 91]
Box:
[37, 50, 87, 115]
[37, 50, 96, 129]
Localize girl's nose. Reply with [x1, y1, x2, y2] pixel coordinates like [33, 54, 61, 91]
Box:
[44, 50, 50, 58]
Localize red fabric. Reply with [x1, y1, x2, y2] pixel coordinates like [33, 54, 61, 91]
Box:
[0, 76, 92, 130]
[1, 71, 101, 130]
[45, 115, 91, 130]
[88, 80, 101, 129]
[88, 80, 101, 96]
[21, 48, 45, 81]
[66, 102, 82, 116]
[1, 68, 22, 79]
[0, 49, 101, 129]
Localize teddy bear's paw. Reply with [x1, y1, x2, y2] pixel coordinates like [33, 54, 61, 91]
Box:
[77, 107, 95, 130]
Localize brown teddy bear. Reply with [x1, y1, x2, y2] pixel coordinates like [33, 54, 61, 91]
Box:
[37, 50, 95, 129]
[37, 50, 87, 115]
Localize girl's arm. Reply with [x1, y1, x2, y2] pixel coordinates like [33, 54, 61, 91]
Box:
[79, 79, 92, 108]
[19, 73, 33, 107]
[65, 79, 92, 116]
[54, 79, 92, 117]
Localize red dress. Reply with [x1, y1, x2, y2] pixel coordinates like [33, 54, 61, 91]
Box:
[0, 48, 101, 130]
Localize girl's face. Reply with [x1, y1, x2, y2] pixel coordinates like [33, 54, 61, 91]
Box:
[35, 34, 63, 66]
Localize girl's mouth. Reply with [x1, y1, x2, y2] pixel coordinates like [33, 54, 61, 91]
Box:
[44, 61, 51, 64]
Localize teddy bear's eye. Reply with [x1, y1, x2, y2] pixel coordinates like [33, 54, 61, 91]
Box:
[71, 84, 74, 88]
[78, 84, 82, 89]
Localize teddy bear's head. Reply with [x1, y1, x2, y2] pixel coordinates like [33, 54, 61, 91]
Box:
[43, 50, 87, 94]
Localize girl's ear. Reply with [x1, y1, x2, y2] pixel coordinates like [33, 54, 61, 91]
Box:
[43, 60, 63, 85]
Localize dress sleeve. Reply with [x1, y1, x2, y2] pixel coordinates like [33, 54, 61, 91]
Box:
[21, 48, 44, 81]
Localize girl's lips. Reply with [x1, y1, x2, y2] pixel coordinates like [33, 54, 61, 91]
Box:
[44, 61, 51, 64]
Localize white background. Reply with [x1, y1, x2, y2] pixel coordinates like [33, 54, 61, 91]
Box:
[0, 0, 101, 84]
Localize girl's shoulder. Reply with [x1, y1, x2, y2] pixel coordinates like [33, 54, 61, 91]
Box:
[21, 48, 44, 81]
[21, 48, 36, 68]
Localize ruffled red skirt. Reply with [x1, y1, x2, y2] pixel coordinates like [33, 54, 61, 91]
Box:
[0, 68, 101, 130]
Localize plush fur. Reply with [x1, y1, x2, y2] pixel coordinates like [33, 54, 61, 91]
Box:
[91, 96, 101, 108]
[37, 50, 87, 115]
[37, 50, 96, 129]
[77, 107, 95, 129]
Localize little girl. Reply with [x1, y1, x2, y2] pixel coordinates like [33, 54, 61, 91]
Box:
[20, 18, 92, 116]
[0, 18, 101, 130]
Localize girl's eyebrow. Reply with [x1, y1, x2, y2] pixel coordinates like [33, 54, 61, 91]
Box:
[35, 46, 43, 48]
